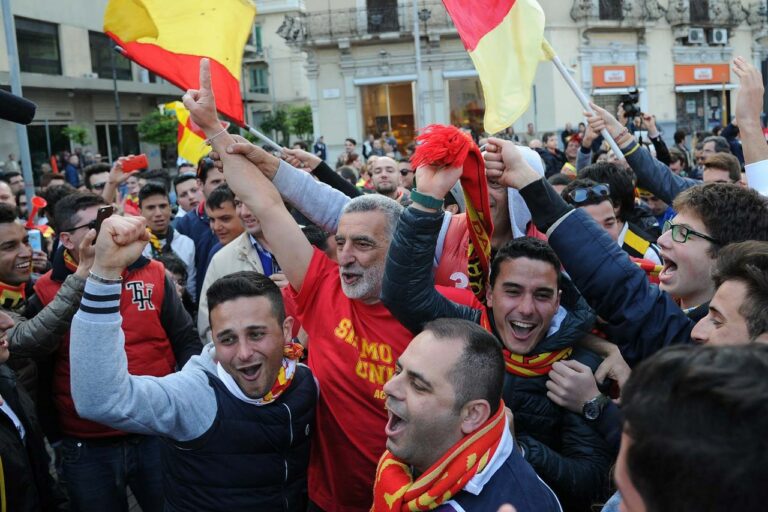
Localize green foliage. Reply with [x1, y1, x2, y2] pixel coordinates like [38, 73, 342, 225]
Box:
[288, 104, 313, 142]
[260, 108, 290, 147]
[62, 124, 90, 146]
[137, 110, 178, 146]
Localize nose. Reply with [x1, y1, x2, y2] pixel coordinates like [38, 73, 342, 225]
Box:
[236, 338, 254, 362]
[337, 242, 356, 266]
[19, 240, 33, 258]
[690, 316, 709, 344]
[383, 370, 403, 399]
[517, 293, 535, 316]
[656, 228, 672, 249]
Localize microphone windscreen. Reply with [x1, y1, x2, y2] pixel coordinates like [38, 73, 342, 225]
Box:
[0, 89, 37, 125]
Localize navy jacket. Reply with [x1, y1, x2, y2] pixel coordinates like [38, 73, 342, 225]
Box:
[519, 178, 696, 364]
[163, 365, 316, 511]
[382, 207, 612, 511]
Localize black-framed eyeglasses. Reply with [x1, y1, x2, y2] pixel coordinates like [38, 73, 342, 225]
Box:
[92, 182, 106, 191]
[61, 219, 98, 233]
[662, 220, 720, 245]
[568, 183, 610, 204]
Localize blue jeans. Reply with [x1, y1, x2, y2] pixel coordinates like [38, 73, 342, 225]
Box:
[60, 435, 164, 512]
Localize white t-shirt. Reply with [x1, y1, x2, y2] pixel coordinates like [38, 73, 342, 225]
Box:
[0, 395, 26, 441]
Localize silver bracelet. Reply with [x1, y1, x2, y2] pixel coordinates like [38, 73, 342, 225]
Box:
[89, 270, 123, 284]
[204, 127, 229, 146]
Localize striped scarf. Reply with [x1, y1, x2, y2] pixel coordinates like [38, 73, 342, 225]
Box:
[371, 401, 506, 512]
[504, 347, 573, 377]
[410, 125, 493, 304]
[63, 250, 79, 274]
[0, 281, 26, 310]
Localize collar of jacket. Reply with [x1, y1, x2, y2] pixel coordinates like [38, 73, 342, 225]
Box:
[51, 245, 150, 282]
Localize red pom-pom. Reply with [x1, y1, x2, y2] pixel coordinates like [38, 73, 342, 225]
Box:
[410, 124, 473, 170]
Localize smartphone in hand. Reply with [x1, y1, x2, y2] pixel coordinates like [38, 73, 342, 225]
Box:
[92, 205, 115, 244]
[121, 154, 148, 172]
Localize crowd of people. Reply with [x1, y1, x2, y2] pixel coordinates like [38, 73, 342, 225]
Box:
[1, 54, 767, 512]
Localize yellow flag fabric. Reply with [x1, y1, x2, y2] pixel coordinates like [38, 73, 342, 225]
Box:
[105, 0, 256, 123]
[164, 101, 210, 166]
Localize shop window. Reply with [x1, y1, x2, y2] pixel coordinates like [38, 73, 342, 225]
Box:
[360, 82, 414, 149]
[448, 78, 485, 137]
[89, 31, 132, 80]
[15, 17, 61, 75]
[26, 124, 69, 179]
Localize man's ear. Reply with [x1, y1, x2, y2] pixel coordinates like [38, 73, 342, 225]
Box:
[282, 316, 295, 343]
[485, 285, 494, 309]
[460, 399, 492, 435]
[59, 232, 75, 251]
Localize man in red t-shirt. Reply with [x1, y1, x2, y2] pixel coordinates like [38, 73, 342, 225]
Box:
[182, 60, 478, 512]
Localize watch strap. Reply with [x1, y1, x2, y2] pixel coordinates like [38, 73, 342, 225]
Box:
[410, 189, 444, 210]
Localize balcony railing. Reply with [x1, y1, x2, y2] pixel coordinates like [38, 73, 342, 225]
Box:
[278, 1, 456, 45]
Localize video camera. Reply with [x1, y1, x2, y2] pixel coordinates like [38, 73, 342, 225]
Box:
[620, 88, 641, 119]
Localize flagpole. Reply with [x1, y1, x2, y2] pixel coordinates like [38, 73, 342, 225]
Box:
[542, 40, 624, 159]
[244, 124, 284, 153]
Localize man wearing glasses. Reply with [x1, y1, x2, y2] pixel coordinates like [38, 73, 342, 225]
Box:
[83, 163, 111, 193]
[483, 138, 768, 360]
[29, 191, 202, 512]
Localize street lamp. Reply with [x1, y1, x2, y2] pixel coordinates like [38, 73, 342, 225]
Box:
[418, 8, 431, 36]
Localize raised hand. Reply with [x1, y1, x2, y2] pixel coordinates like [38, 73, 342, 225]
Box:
[733, 56, 764, 128]
[91, 216, 150, 280]
[412, 163, 463, 211]
[483, 137, 541, 190]
[282, 147, 322, 172]
[182, 58, 220, 134]
[584, 103, 625, 141]
[641, 113, 659, 138]
[208, 135, 281, 179]
[581, 121, 598, 149]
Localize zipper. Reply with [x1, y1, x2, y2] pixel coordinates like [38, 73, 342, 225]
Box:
[282, 402, 294, 511]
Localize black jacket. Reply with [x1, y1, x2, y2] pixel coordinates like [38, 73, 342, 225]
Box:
[535, 148, 567, 178]
[0, 365, 65, 511]
[382, 207, 613, 511]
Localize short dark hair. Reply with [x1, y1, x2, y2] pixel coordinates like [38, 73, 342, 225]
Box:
[490, 237, 562, 289]
[0, 170, 21, 183]
[711, 241, 768, 339]
[672, 183, 768, 257]
[673, 129, 686, 145]
[547, 173, 572, 187]
[83, 163, 111, 189]
[423, 318, 504, 415]
[138, 182, 169, 207]
[302, 225, 331, 252]
[621, 344, 768, 512]
[207, 271, 285, 325]
[542, 132, 555, 144]
[173, 172, 197, 193]
[668, 147, 687, 166]
[702, 135, 731, 154]
[54, 191, 105, 231]
[206, 184, 235, 211]
[156, 253, 188, 281]
[40, 172, 66, 188]
[0, 203, 17, 225]
[579, 162, 635, 221]
[41, 183, 76, 227]
[561, 178, 613, 208]
[196, 156, 217, 184]
[345, 137, 357, 146]
[703, 152, 741, 182]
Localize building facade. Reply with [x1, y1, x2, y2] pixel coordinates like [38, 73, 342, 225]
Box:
[281, 0, 768, 161]
[0, 0, 309, 174]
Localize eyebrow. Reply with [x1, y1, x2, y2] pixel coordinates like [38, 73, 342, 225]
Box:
[396, 360, 433, 391]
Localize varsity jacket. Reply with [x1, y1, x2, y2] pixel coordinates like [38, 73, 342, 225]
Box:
[382, 207, 612, 511]
[34, 247, 202, 438]
[197, 232, 265, 342]
[70, 279, 317, 511]
[518, 177, 697, 363]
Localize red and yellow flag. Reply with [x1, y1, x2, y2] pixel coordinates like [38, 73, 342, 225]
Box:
[442, 0, 546, 134]
[164, 101, 227, 166]
[104, 0, 256, 125]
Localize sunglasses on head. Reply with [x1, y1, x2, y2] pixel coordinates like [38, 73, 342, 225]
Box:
[568, 183, 610, 204]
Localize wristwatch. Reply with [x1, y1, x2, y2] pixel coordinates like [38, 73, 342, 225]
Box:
[582, 394, 610, 421]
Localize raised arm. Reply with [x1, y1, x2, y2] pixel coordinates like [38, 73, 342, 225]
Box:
[382, 163, 482, 332]
[183, 59, 314, 291]
[733, 56, 768, 194]
[586, 104, 699, 204]
[70, 216, 216, 442]
[283, 147, 363, 199]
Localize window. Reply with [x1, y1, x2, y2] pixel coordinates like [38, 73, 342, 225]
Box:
[690, 0, 709, 23]
[360, 82, 415, 149]
[448, 78, 485, 137]
[89, 31, 132, 80]
[251, 26, 263, 53]
[96, 124, 140, 161]
[15, 17, 61, 75]
[599, 0, 623, 21]
[367, 0, 399, 33]
[249, 66, 269, 94]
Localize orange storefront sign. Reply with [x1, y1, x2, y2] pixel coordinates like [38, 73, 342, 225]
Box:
[674, 64, 730, 85]
[592, 65, 636, 88]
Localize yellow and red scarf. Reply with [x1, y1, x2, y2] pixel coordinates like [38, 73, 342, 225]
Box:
[411, 125, 493, 304]
[504, 347, 572, 378]
[63, 249, 79, 274]
[372, 401, 506, 512]
[0, 281, 26, 310]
